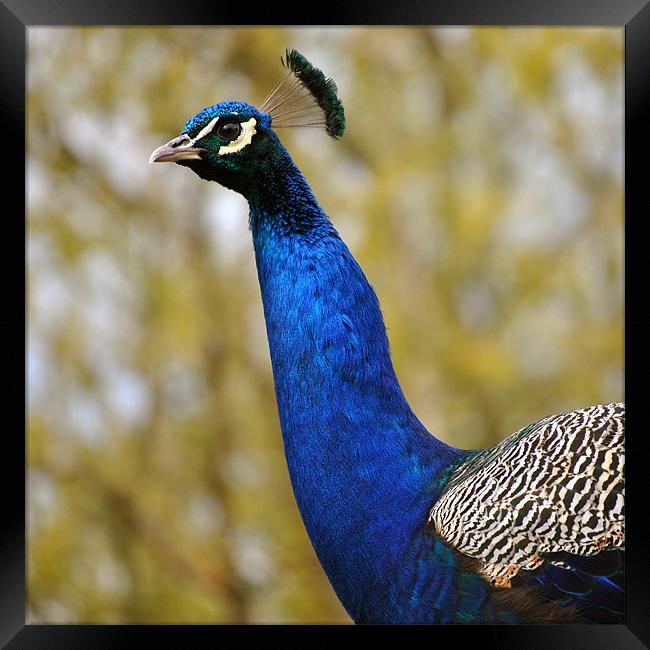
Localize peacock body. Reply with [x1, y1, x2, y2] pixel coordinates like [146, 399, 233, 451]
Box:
[150, 50, 624, 624]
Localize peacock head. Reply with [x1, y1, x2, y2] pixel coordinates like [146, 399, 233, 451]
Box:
[149, 49, 345, 196]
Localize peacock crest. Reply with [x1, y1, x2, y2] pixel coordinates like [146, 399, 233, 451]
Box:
[260, 49, 346, 139]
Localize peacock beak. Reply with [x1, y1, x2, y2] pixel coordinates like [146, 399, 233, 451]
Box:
[149, 134, 205, 164]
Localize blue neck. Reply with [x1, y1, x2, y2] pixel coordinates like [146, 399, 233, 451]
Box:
[248, 145, 465, 622]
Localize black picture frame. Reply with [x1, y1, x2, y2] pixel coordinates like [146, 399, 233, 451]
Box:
[6, 0, 648, 646]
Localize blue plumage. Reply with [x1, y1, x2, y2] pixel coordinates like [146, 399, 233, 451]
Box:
[150, 50, 624, 624]
[250, 176, 472, 622]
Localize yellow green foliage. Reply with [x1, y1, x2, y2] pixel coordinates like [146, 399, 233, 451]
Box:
[27, 27, 623, 623]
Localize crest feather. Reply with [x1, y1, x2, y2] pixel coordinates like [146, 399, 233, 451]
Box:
[259, 49, 345, 139]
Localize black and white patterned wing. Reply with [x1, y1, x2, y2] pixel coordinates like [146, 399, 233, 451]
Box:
[429, 403, 624, 587]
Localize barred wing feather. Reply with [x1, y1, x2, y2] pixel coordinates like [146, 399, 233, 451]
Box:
[429, 403, 624, 588]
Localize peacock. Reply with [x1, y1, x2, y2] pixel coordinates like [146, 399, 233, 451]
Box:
[150, 50, 624, 624]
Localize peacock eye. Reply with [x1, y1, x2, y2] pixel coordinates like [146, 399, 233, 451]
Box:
[216, 121, 242, 141]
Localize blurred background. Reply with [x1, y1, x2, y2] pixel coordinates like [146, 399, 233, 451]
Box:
[27, 27, 623, 624]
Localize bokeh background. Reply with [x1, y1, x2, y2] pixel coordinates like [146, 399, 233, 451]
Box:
[27, 27, 623, 624]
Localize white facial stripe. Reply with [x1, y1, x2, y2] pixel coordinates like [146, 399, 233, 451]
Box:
[192, 117, 219, 144]
[218, 117, 257, 155]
